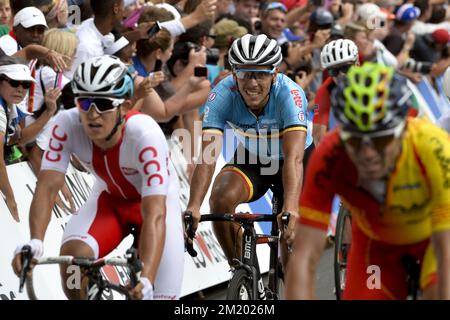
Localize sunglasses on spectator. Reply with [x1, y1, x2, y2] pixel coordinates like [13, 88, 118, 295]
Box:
[0, 76, 32, 89]
[234, 68, 276, 80]
[76, 97, 124, 114]
[328, 64, 353, 77]
[340, 121, 405, 153]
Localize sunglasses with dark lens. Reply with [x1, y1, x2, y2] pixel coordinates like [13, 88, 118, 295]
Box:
[1, 77, 32, 89]
[234, 68, 275, 80]
[340, 122, 405, 153]
[76, 97, 124, 114]
[328, 64, 352, 77]
[342, 134, 395, 153]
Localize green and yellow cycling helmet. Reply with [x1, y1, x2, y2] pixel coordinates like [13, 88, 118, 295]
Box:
[331, 62, 411, 133]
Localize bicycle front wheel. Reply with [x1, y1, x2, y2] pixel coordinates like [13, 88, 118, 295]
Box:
[226, 269, 254, 300]
[334, 205, 351, 300]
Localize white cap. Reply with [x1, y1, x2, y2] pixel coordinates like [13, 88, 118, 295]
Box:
[104, 36, 130, 55]
[356, 3, 382, 21]
[13, 7, 48, 29]
[0, 64, 36, 82]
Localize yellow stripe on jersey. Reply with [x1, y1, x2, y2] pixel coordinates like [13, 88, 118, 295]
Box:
[300, 207, 330, 225]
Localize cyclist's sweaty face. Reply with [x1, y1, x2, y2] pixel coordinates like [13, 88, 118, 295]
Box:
[235, 65, 276, 113]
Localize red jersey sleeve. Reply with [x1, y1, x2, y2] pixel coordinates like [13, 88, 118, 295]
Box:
[313, 77, 333, 126]
[299, 130, 342, 231]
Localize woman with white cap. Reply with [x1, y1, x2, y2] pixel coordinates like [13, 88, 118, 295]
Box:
[0, 56, 60, 222]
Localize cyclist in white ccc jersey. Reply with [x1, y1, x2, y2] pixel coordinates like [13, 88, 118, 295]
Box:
[12, 55, 184, 300]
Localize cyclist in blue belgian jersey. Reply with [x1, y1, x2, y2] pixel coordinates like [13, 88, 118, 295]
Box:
[186, 34, 313, 268]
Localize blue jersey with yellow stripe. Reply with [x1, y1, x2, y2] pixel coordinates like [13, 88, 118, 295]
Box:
[202, 74, 313, 160]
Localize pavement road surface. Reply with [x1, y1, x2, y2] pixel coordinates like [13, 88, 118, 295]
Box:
[182, 246, 336, 300]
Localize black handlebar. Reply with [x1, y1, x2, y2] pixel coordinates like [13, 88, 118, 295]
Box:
[184, 211, 198, 258]
[183, 211, 292, 258]
[19, 245, 32, 293]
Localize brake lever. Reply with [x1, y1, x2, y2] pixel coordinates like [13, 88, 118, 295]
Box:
[184, 211, 198, 257]
[19, 245, 32, 293]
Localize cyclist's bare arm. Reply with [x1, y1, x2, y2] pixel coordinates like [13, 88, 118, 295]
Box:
[313, 124, 327, 147]
[30, 170, 66, 240]
[12, 170, 65, 275]
[186, 132, 223, 231]
[281, 130, 306, 242]
[432, 229, 450, 299]
[285, 224, 327, 299]
[138, 195, 167, 285]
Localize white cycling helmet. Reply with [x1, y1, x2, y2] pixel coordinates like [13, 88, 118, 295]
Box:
[320, 39, 359, 70]
[72, 55, 133, 98]
[443, 66, 450, 99]
[228, 34, 283, 68]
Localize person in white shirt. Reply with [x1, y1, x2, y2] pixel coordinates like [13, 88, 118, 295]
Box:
[0, 6, 47, 56]
[68, 0, 125, 79]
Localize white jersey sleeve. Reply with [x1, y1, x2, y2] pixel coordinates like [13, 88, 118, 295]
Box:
[130, 115, 170, 197]
[41, 110, 73, 174]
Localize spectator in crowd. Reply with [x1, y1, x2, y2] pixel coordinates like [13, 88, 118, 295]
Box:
[234, 0, 260, 19]
[356, 3, 398, 68]
[0, 0, 11, 36]
[259, 1, 287, 43]
[123, 0, 144, 19]
[411, 0, 434, 34]
[25, 28, 77, 212]
[68, 0, 147, 78]
[383, 3, 421, 56]
[329, 0, 354, 27]
[410, 28, 449, 64]
[0, 55, 60, 222]
[214, 0, 232, 22]
[213, 17, 247, 68]
[0, 6, 47, 55]
[44, 0, 69, 29]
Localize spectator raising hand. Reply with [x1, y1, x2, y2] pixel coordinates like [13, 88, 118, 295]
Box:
[196, 0, 218, 21]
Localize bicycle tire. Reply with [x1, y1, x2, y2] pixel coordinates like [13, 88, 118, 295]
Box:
[226, 269, 254, 300]
[334, 206, 351, 300]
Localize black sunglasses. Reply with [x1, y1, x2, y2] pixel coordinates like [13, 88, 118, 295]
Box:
[328, 65, 352, 77]
[0, 76, 32, 89]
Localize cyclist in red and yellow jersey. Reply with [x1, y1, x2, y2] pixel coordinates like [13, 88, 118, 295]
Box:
[286, 62, 450, 300]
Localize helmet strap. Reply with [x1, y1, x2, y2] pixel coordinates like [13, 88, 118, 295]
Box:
[105, 107, 124, 142]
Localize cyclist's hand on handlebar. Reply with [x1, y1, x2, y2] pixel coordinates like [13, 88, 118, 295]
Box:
[128, 277, 153, 300]
[11, 239, 43, 276]
[278, 211, 299, 245]
[187, 207, 201, 234]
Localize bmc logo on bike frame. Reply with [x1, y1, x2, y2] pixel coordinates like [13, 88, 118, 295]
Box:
[244, 235, 252, 260]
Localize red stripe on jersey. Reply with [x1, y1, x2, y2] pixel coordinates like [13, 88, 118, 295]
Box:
[92, 143, 125, 197]
[106, 136, 140, 199]
[91, 112, 142, 199]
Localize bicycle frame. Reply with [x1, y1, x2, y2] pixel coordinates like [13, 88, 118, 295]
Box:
[184, 196, 289, 300]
